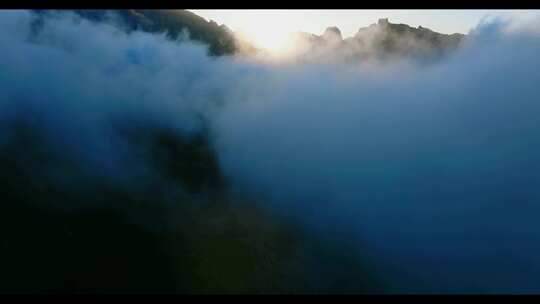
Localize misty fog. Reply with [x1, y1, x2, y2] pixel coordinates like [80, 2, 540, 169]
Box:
[1, 10, 540, 293]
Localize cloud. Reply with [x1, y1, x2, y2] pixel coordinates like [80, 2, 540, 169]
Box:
[2, 9, 540, 293]
[0, 10, 234, 209]
[214, 17, 540, 293]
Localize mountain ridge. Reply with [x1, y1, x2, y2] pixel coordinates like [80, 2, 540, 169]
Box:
[292, 18, 466, 62]
[32, 9, 239, 56]
[33, 11, 466, 61]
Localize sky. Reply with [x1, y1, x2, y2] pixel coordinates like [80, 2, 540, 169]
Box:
[190, 10, 540, 50]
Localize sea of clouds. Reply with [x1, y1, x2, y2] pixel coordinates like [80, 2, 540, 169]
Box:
[1, 10, 540, 292]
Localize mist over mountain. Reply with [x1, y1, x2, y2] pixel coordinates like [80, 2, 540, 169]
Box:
[0, 10, 383, 293]
[33, 9, 239, 56]
[291, 18, 466, 63]
[1, 9, 540, 294]
[34, 10, 466, 63]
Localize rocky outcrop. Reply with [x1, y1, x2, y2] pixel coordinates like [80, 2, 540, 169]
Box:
[350, 18, 465, 60]
[294, 18, 466, 63]
[322, 26, 343, 44]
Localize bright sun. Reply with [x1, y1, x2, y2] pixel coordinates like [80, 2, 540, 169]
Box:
[236, 20, 296, 54]
[191, 10, 298, 54]
[213, 10, 297, 54]
[248, 33, 292, 53]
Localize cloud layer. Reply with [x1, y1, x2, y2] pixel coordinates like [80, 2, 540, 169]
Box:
[1, 10, 540, 293]
[215, 18, 540, 293]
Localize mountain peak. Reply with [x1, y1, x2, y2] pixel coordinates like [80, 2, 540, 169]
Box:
[323, 26, 342, 37]
[378, 18, 389, 27]
[322, 26, 343, 43]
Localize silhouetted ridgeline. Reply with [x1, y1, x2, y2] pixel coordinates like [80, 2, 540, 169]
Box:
[32, 11, 465, 61]
[295, 18, 466, 63]
[33, 9, 238, 56]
